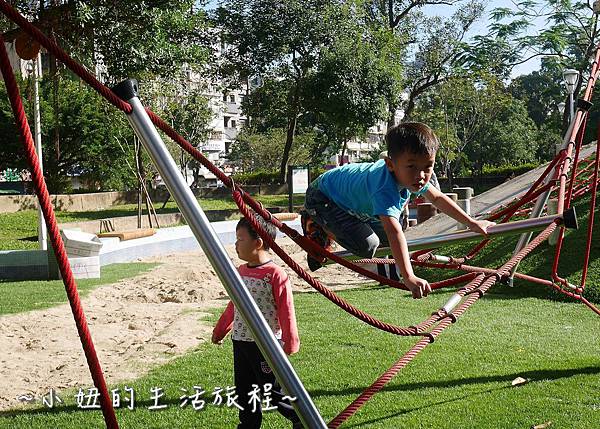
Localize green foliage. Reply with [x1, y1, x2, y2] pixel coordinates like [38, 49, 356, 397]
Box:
[413, 73, 540, 177]
[74, 1, 210, 82]
[402, 1, 486, 118]
[509, 69, 565, 128]
[481, 162, 540, 177]
[228, 128, 315, 172]
[473, 0, 599, 81]
[231, 169, 279, 185]
[302, 5, 401, 158]
[41, 78, 136, 193]
[0, 78, 31, 172]
[0, 76, 136, 193]
[217, 0, 406, 176]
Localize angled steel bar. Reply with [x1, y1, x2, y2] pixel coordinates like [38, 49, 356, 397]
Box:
[113, 79, 326, 429]
[327, 209, 576, 263]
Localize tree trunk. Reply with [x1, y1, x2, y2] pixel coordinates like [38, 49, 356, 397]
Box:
[387, 103, 397, 129]
[403, 93, 417, 121]
[340, 139, 348, 165]
[278, 82, 300, 183]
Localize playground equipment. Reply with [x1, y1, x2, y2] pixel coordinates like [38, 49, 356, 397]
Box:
[1, 1, 599, 427]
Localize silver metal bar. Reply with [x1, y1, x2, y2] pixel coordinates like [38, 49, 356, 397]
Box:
[113, 80, 326, 429]
[442, 293, 462, 313]
[508, 111, 580, 285]
[331, 211, 573, 263]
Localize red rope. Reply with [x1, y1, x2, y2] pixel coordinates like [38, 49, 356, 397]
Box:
[231, 189, 436, 337]
[2, 5, 598, 426]
[0, 36, 118, 428]
[579, 125, 600, 288]
[0, 1, 131, 114]
[329, 222, 558, 427]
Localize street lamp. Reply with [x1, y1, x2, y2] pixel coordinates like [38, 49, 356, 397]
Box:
[555, 102, 566, 155]
[563, 68, 580, 122]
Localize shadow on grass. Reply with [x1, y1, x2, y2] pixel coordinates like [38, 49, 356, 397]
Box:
[345, 383, 513, 428]
[325, 365, 600, 427]
[310, 365, 600, 399]
[0, 396, 196, 419]
[1, 367, 598, 424]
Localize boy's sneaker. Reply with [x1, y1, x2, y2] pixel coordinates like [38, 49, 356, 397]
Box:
[300, 210, 333, 271]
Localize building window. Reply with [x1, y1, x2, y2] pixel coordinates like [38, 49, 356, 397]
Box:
[230, 120, 236, 128]
[225, 141, 232, 153]
[223, 116, 230, 128]
[229, 94, 235, 103]
[222, 93, 228, 102]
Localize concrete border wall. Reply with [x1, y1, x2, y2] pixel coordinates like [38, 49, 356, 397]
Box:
[0, 184, 289, 214]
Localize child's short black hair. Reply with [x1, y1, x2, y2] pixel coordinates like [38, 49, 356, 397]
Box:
[236, 214, 277, 251]
[385, 122, 439, 158]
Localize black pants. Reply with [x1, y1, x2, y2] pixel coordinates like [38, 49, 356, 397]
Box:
[233, 340, 301, 428]
[305, 185, 408, 258]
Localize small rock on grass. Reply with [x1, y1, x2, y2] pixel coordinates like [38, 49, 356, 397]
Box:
[511, 376, 528, 386]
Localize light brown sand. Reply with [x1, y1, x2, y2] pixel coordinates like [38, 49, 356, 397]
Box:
[0, 238, 367, 410]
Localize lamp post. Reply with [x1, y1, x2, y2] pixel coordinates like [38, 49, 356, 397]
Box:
[555, 102, 566, 155]
[26, 55, 46, 250]
[563, 68, 580, 122]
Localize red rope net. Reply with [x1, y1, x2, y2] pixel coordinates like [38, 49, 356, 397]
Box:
[1, 2, 599, 426]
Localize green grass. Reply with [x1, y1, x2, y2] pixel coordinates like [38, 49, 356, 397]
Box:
[0, 262, 156, 315]
[0, 285, 597, 428]
[0, 193, 598, 427]
[0, 194, 305, 251]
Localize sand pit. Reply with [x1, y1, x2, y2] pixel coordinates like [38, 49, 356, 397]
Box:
[0, 238, 369, 410]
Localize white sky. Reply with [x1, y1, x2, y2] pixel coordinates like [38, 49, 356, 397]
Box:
[423, 0, 546, 78]
[204, 0, 544, 78]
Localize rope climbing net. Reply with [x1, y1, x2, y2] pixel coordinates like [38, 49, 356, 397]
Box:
[1, 2, 599, 427]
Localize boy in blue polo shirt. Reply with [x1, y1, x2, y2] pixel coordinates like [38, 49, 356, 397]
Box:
[301, 122, 494, 299]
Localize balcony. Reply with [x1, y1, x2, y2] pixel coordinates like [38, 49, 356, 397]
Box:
[223, 127, 239, 140]
[225, 102, 239, 114]
[201, 141, 225, 152]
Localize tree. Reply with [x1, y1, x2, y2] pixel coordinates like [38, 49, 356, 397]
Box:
[413, 74, 539, 178]
[228, 128, 315, 172]
[510, 69, 565, 127]
[471, 0, 600, 94]
[74, 0, 211, 83]
[1, 1, 212, 190]
[401, 1, 485, 120]
[362, 0, 485, 122]
[217, 0, 343, 182]
[302, 4, 402, 162]
[0, 76, 137, 193]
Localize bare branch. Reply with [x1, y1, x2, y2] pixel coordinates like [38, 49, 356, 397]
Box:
[571, 11, 594, 43]
[391, 0, 457, 29]
[507, 51, 566, 67]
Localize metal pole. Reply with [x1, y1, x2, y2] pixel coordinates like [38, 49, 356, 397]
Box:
[112, 79, 326, 429]
[507, 113, 580, 285]
[330, 209, 576, 262]
[569, 92, 575, 123]
[32, 54, 46, 250]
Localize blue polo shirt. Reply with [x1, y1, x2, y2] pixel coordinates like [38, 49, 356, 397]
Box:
[317, 160, 429, 220]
